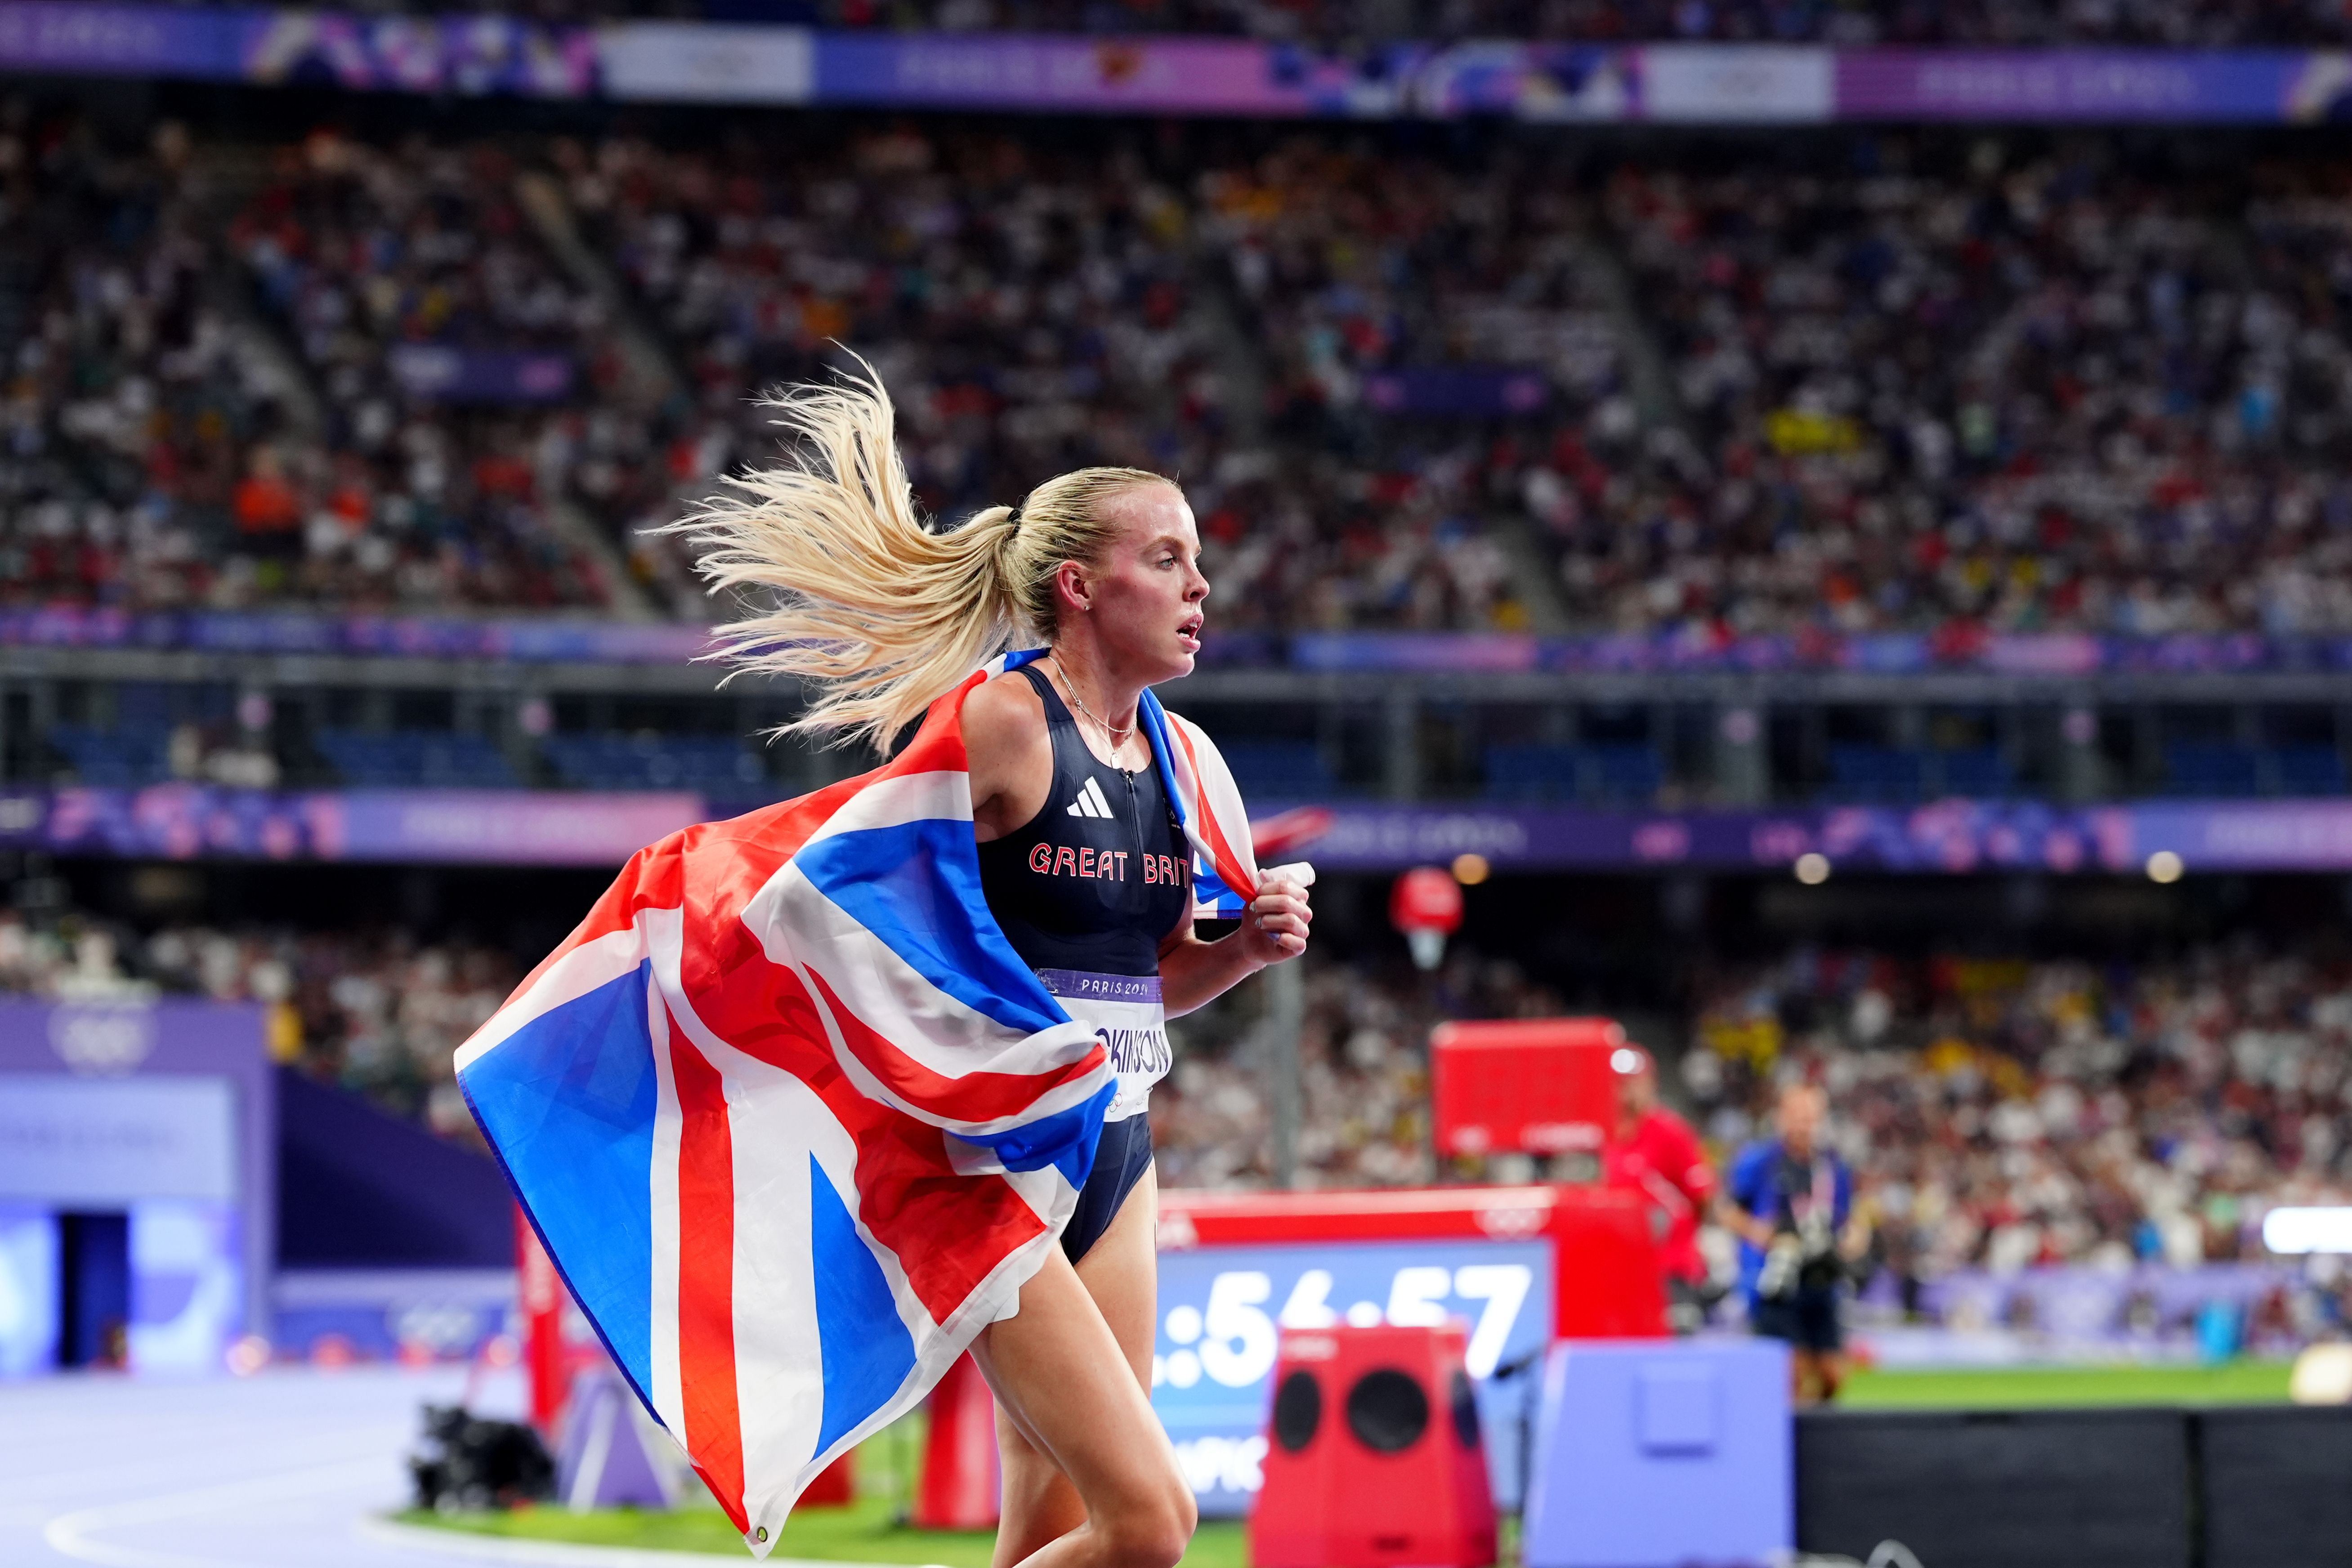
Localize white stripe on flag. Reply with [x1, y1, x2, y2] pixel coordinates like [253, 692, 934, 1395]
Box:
[720, 1081, 825, 1549]
[643, 954, 943, 1541]
[644, 907, 687, 1443]
[797, 768, 971, 850]
[653, 971, 944, 1363]
[454, 924, 649, 1074]
[742, 860, 1104, 1098]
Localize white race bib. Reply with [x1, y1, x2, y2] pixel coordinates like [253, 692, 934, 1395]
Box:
[1037, 968, 1169, 1123]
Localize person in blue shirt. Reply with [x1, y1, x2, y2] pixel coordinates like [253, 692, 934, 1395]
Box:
[1719, 1082, 1863, 1404]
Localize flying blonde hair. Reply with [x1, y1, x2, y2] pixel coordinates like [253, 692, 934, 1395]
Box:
[666, 360, 1173, 750]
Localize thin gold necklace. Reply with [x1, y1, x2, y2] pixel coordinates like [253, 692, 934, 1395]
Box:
[1046, 659, 1135, 747]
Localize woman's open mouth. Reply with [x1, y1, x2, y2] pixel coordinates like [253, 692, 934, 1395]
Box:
[1177, 614, 1203, 652]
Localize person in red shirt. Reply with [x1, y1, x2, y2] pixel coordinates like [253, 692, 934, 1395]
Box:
[1603, 1045, 1718, 1332]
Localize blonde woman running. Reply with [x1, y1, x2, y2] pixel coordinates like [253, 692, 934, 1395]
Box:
[678, 365, 1314, 1568]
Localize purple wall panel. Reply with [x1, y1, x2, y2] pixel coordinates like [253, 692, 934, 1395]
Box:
[6, 784, 2352, 873]
[0, 1001, 272, 1351]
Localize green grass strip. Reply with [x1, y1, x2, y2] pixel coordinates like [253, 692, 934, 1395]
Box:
[1840, 1359, 2295, 1409]
[401, 1497, 1248, 1566]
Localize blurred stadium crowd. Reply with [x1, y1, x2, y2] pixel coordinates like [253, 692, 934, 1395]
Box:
[302, 0, 2352, 48]
[13, 113, 2352, 640]
[9, 885, 2348, 1298]
[1165, 935, 2352, 1294]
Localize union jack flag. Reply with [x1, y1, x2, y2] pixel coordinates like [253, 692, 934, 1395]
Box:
[455, 651, 1266, 1554]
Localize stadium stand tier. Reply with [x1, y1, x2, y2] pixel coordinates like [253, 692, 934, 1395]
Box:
[285, 0, 2352, 46]
[13, 114, 2352, 647]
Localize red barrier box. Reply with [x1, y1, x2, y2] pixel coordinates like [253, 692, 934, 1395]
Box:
[1251, 1322, 1498, 1568]
[1431, 1018, 1625, 1159]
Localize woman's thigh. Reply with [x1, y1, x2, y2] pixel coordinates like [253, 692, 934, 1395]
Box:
[973, 1220, 1188, 1539]
[1073, 1161, 1159, 1386]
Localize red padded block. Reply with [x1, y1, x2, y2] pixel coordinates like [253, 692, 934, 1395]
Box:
[1431, 1018, 1623, 1158]
[1250, 1324, 1498, 1568]
[798, 1449, 855, 1508]
[913, 1352, 999, 1529]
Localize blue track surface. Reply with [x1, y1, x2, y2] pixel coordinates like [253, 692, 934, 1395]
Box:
[2, 1364, 528, 1567]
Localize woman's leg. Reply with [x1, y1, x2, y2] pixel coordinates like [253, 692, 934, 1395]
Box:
[978, 1166, 1187, 1568]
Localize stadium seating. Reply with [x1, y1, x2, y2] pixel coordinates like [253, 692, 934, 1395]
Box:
[1825, 745, 1926, 805]
[13, 118, 2352, 638]
[1216, 741, 1338, 800]
[1485, 744, 1664, 805]
[313, 730, 521, 791]
[2164, 743, 2264, 798]
[2273, 744, 2348, 796]
[1936, 747, 2015, 798]
[46, 725, 175, 788]
[540, 732, 771, 792]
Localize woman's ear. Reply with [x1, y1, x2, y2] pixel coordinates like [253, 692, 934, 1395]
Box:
[1055, 558, 1093, 615]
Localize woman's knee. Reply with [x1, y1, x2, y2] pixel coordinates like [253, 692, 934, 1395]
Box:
[1099, 1477, 1196, 1568]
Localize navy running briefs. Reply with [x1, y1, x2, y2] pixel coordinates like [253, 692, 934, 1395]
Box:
[1062, 1111, 1155, 1264]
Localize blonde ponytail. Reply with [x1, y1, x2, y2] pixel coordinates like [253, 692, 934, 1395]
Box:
[668, 357, 1172, 749]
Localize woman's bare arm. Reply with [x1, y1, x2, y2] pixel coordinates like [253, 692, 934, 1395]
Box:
[1157, 871, 1312, 1017]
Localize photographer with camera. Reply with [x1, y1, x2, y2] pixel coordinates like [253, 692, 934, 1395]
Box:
[1719, 1082, 1868, 1405]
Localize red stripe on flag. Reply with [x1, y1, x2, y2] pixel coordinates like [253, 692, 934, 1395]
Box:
[499, 838, 686, 1003]
[672, 1031, 749, 1534]
[794, 1030, 1057, 1327]
[1168, 722, 1257, 902]
[688, 954, 1055, 1328]
[808, 966, 1108, 1125]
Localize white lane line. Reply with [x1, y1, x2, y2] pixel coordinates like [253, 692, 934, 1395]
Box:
[358, 1516, 903, 1568]
[42, 1456, 394, 1568]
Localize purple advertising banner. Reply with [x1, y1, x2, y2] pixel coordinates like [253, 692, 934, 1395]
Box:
[2133, 801, 2352, 871]
[8, 785, 702, 866]
[9, 7, 2352, 125]
[1894, 1263, 2317, 1358]
[8, 783, 2352, 874]
[1283, 797, 2142, 874]
[0, 606, 715, 664]
[1286, 629, 2352, 677]
[388, 344, 575, 404]
[1364, 367, 1549, 418]
[240, 9, 598, 96]
[1833, 48, 2306, 121]
[0, 2, 239, 77]
[817, 31, 1297, 114]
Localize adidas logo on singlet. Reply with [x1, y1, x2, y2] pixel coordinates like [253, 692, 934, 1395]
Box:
[1065, 776, 1116, 819]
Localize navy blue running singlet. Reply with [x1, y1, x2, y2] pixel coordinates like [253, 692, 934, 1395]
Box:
[975, 663, 1190, 1261]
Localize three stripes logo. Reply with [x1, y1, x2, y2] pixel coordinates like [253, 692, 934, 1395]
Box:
[1065, 776, 1117, 820]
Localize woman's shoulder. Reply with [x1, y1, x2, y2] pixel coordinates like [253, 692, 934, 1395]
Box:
[960, 667, 1050, 764]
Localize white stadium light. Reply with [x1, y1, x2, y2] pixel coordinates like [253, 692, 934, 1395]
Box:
[2261, 1206, 2352, 1254]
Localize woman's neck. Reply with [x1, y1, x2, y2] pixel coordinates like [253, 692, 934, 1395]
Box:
[1043, 644, 1144, 742]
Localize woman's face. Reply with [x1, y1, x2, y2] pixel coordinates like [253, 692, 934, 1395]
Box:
[1064, 482, 1209, 685]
